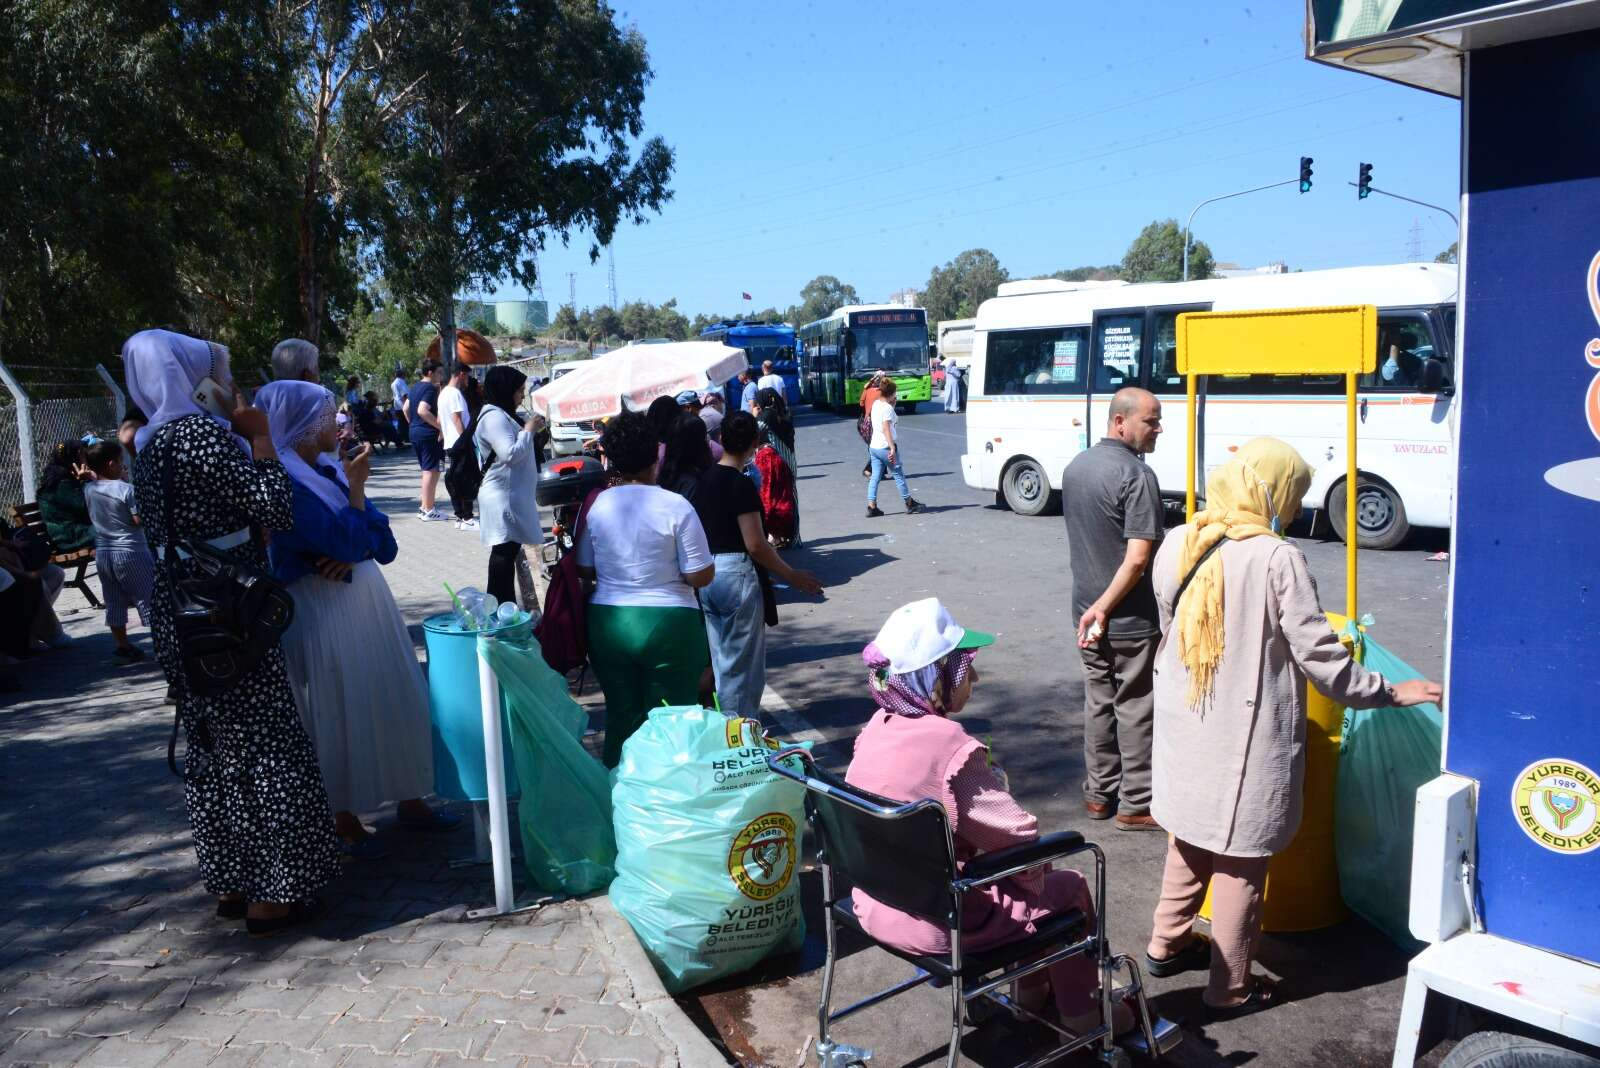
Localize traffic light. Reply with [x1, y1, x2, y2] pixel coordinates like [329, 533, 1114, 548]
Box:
[1299, 156, 1314, 194]
[1358, 162, 1374, 199]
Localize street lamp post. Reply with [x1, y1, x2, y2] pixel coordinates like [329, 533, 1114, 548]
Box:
[1182, 177, 1302, 282]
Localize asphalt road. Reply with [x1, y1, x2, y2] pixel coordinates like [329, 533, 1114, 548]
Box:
[691, 397, 1453, 1067]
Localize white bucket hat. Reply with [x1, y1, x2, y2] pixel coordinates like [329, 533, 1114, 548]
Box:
[870, 597, 994, 675]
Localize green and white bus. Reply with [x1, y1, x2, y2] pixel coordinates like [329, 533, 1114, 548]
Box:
[797, 305, 932, 411]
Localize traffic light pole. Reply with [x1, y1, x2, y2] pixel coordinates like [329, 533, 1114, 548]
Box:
[1182, 177, 1301, 282]
[1346, 182, 1459, 229]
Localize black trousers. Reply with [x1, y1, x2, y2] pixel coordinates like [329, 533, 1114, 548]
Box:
[487, 542, 521, 606]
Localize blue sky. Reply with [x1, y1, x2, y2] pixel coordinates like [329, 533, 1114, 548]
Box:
[486, 1, 1461, 319]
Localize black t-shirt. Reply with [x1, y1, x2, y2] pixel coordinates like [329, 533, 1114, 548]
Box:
[693, 463, 762, 556]
[407, 381, 440, 439]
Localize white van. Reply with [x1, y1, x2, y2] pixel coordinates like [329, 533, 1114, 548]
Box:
[547, 359, 596, 456]
[961, 263, 1458, 548]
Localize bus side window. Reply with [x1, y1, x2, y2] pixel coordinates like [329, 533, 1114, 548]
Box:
[1146, 306, 1209, 394]
[1362, 313, 1449, 393]
[1093, 313, 1144, 393]
[983, 326, 1088, 395]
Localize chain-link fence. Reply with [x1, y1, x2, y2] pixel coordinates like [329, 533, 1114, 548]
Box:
[0, 361, 126, 512]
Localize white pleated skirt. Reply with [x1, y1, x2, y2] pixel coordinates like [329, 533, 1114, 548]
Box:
[281, 560, 434, 814]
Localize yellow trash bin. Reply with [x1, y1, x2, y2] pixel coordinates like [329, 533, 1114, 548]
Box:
[1200, 614, 1356, 933]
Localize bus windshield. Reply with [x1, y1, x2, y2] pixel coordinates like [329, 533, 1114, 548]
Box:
[848, 324, 926, 376]
[736, 338, 789, 368]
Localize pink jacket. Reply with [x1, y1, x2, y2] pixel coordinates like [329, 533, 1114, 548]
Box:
[845, 710, 1050, 955]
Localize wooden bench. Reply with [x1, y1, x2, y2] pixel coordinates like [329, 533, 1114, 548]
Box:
[7, 502, 101, 609]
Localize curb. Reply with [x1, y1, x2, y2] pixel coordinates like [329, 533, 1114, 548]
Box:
[587, 895, 731, 1068]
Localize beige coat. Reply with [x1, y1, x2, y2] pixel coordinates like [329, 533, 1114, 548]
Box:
[1150, 528, 1388, 856]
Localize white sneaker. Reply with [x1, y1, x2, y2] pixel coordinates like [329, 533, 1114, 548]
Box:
[456, 517, 480, 530]
[418, 508, 449, 522]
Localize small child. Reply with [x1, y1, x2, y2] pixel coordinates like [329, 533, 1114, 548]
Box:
[80, 441, 155, 665]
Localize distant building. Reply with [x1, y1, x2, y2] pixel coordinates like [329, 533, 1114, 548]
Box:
[493, 299, 550, 334]
[1212, 261, 1289, 279]
[887, 287, 921, 307]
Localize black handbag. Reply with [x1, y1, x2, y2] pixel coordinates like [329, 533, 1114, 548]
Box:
[157, 423, 295, 699]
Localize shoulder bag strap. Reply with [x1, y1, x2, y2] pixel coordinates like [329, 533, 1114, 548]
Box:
[1169, 535, 1228, 616]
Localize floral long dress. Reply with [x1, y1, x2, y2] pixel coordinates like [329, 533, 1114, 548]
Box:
[134, 415, 340, 903]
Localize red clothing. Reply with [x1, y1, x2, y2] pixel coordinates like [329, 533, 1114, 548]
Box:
[754, 445, 796, 543]
[844, 710, 1097, 1016]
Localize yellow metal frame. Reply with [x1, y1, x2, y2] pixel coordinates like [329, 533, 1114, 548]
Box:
[1176, 304, 1378, 618]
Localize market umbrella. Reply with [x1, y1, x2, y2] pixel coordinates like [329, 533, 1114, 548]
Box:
[528, 341, 747, 423]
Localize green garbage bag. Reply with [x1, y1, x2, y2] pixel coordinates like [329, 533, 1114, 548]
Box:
[610, 707, 807, 994]
[1335, 631, 1442, 949]
[481, 634, 615, 896]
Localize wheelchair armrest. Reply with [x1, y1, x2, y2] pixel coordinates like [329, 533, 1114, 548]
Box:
[960, 830, 1088, 888]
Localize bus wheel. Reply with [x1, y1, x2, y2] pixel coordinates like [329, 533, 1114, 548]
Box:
[1440, 1030, 1600, 1067]
[1002, 459, 1057, 517]
[1328, 476, 1410, 550]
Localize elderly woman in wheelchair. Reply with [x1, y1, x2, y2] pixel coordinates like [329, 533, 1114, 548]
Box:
[766, 597, 1185, 1068]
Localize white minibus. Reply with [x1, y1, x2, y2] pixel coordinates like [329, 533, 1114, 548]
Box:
[960, 263, 1457, 548]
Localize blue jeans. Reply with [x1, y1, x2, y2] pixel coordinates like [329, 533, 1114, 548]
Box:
[868, 447, 909, 505]
[700, 553, 766, 717]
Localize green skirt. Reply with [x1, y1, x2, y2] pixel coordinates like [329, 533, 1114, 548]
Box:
[587, 603, 710, 767]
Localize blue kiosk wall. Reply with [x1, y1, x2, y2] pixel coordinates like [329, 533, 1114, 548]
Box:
[1451, 29, 1600, 964]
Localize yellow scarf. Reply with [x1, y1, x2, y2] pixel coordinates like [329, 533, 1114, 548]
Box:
[1175, 438, 1314, 710]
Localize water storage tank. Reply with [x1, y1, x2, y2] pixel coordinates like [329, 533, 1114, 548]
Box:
[495, 299, 549, 335]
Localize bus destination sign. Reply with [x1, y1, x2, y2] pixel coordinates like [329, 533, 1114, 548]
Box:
[852, 311, 922, 325]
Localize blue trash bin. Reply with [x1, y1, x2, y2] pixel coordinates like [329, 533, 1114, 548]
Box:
[422, 612, 530, 801]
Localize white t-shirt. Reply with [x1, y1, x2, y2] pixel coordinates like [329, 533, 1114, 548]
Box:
[391, 376, 407, 408]
[869, 398, 898, 450]
[438, 384, 471, 448]
[576, 484, 712, 609]
[757, 373, 785, 393]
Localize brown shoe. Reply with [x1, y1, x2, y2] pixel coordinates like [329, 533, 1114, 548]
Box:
[1084, 800, 1113, 821]
[1115, 812, 1164, 832]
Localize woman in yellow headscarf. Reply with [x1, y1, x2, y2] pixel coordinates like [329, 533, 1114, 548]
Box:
[1141, 438, 1440, 1016]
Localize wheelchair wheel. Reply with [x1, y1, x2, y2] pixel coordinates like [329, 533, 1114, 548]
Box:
[1096, 1048, 1133, 1068]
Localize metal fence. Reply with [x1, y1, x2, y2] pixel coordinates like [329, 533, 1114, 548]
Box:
[0, 361, 126, 511]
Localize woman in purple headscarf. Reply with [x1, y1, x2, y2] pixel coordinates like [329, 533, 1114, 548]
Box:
[124, 329, 339, 937]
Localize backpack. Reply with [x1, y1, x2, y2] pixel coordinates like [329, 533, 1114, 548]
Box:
[535, 486, 602, 674]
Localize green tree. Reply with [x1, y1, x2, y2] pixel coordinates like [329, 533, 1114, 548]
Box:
[1434, 241, 1458, 265]
[1121, 219, 1213, 283]
[1050, 265, 1122, 282]
[352, 0, 673, 371]
[339, 289, 425, 380]
[276, 0, 410, 346]
[0, 0, 299, 370]
[551, 303, 581, 338]
[794, 275, 860, 326]
[649, 298, 689, 340]
[921, 248, 1009, 325]
[689, 312, 725, 335]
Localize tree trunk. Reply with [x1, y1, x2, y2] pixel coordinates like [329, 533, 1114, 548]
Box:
[438, 298, 458, 371]
[297, 189, 322, 346]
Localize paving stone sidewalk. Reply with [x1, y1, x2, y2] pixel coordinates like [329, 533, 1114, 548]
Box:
[0, 450, 725, 1068]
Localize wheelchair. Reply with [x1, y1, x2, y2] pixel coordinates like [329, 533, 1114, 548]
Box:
[768, 748, 1181, 1068]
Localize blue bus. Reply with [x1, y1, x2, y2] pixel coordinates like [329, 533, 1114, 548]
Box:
[699, 320, 800, 409]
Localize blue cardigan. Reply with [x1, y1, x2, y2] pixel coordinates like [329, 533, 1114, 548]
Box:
[268, 466, 396, 584]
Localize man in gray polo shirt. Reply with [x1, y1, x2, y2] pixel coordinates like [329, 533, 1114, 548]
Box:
[1061, 387, 1165, 831]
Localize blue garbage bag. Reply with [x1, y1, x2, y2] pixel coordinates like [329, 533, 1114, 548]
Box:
[481, 634, 615, 896]
[1335, 631, 1442, 949]
[610, 707, 808, 994]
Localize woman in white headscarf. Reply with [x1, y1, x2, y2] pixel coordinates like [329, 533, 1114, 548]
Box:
[253, 381, 455, 860]
[124, 329, 339, 937]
